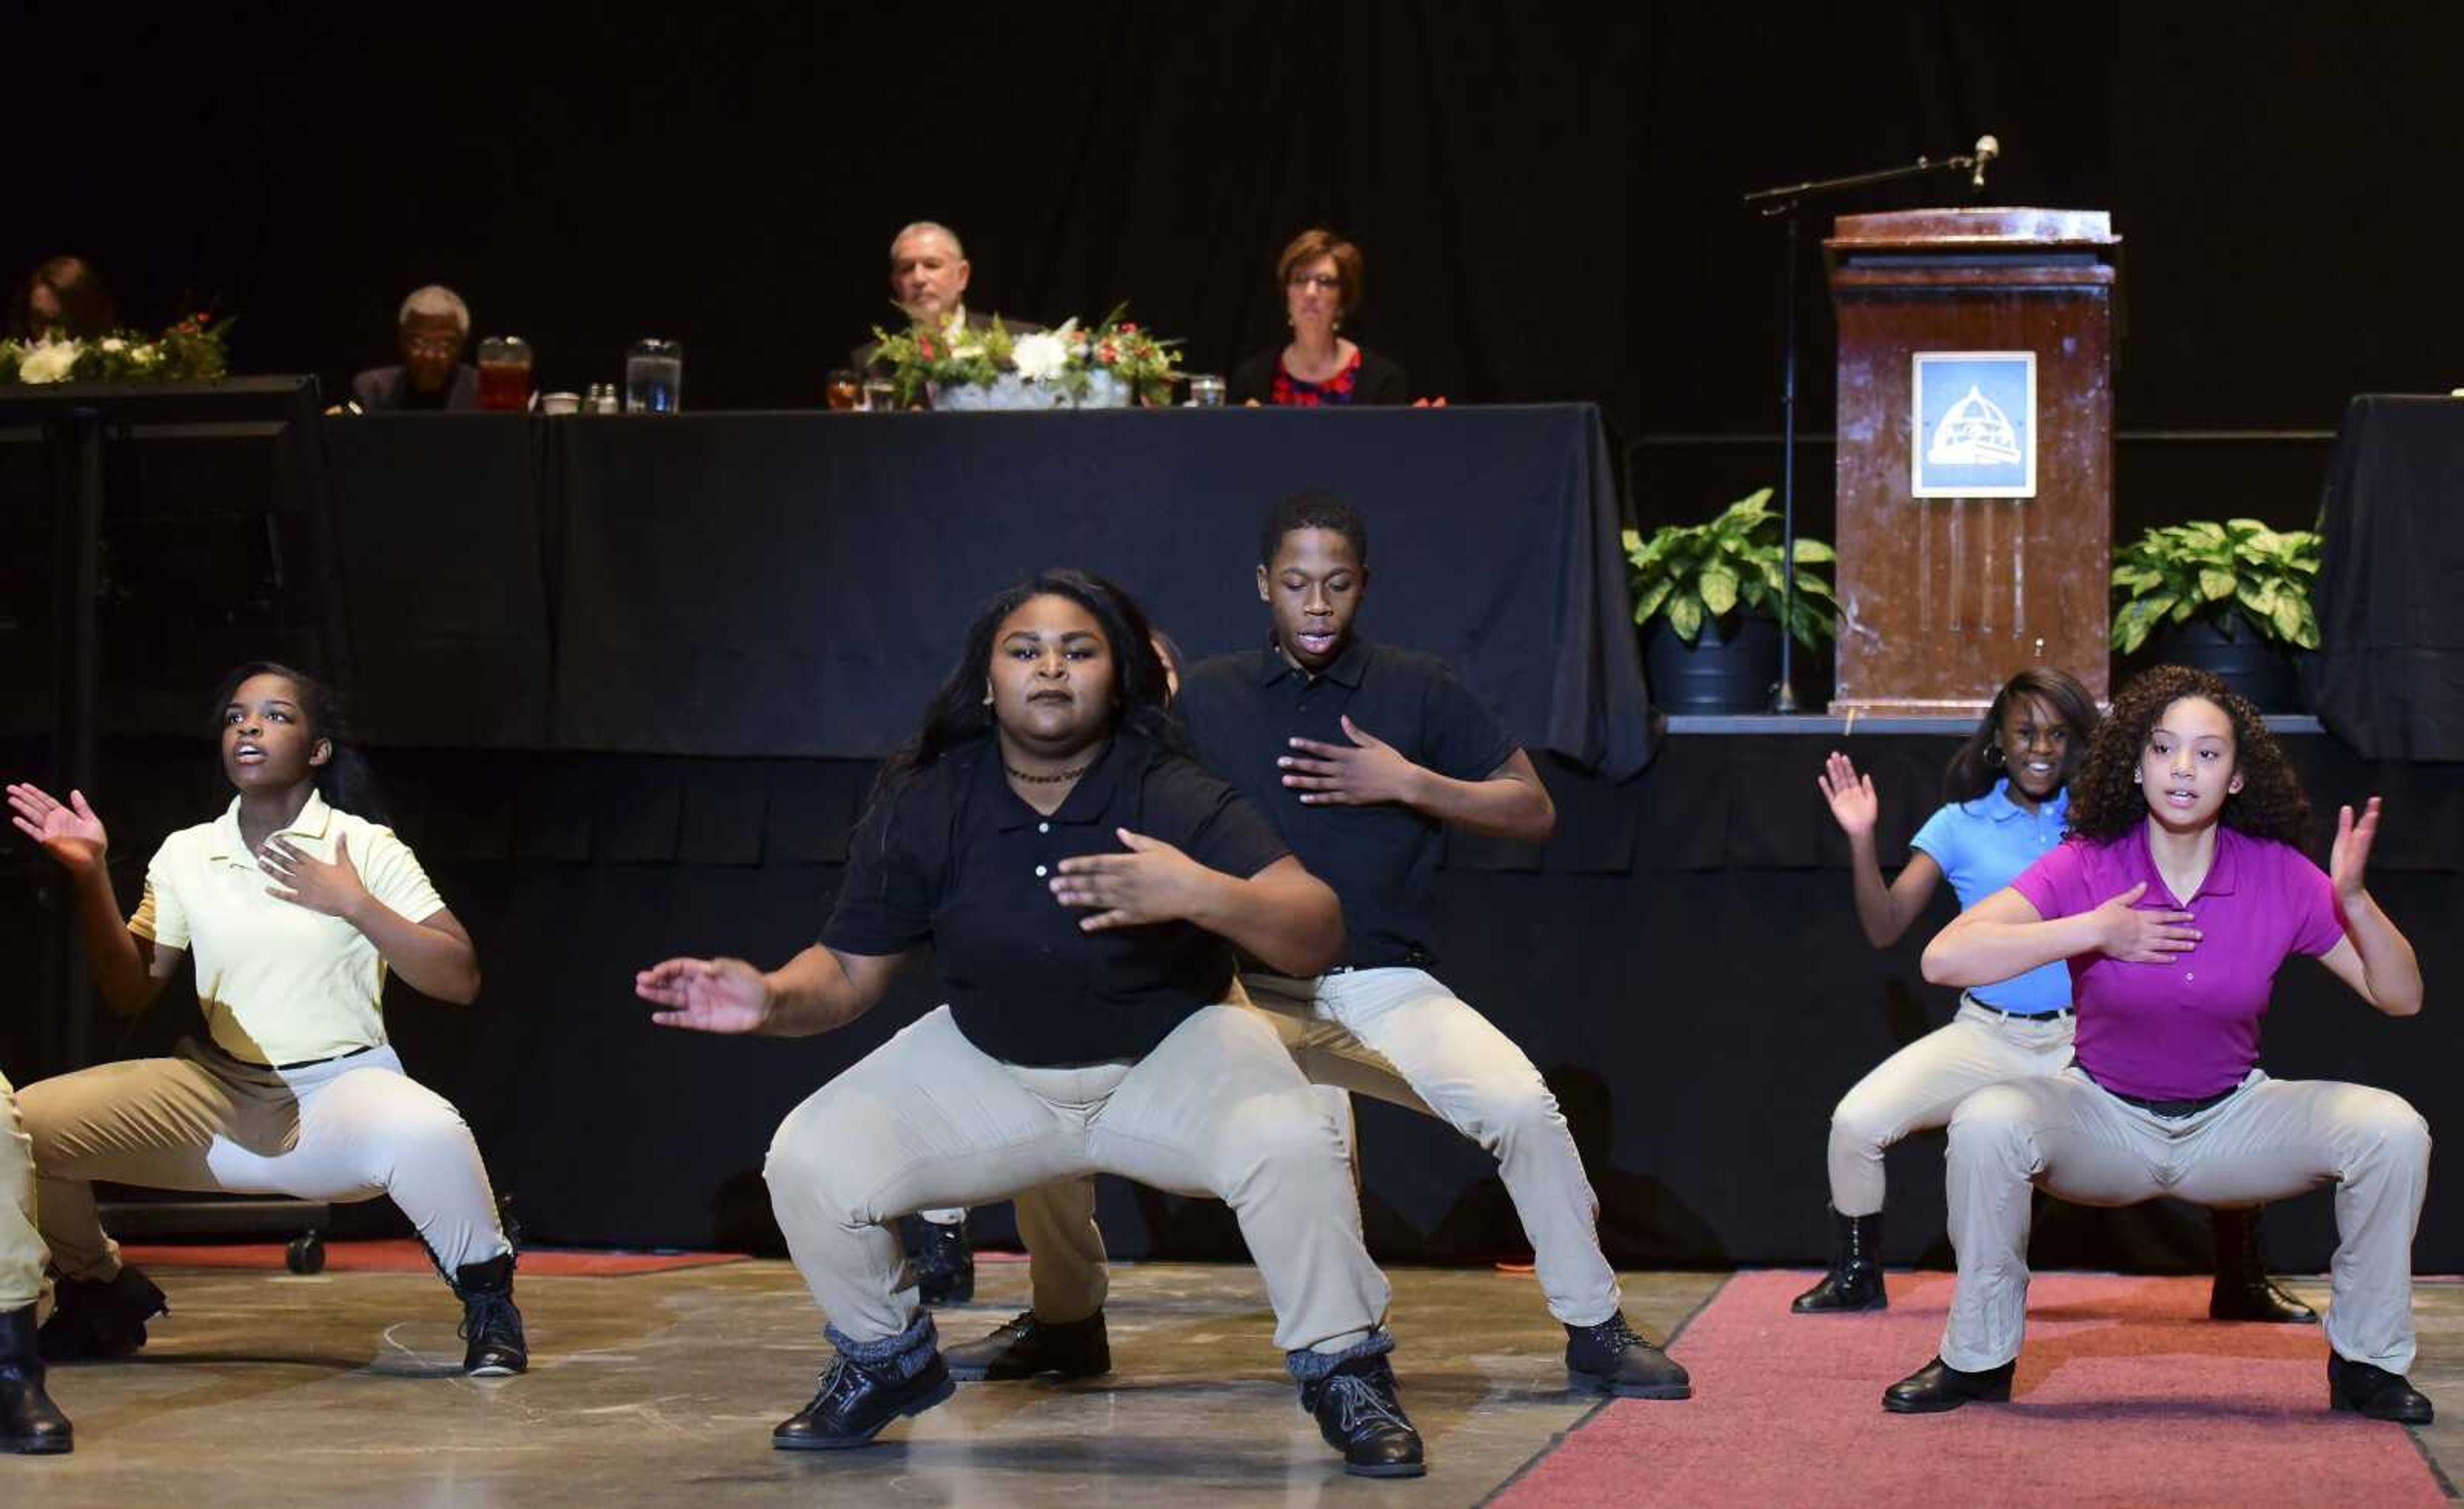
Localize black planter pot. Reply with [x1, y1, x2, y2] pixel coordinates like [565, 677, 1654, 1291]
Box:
[2148, 615, 2302, 712]
[1645, 613, 1783, 714]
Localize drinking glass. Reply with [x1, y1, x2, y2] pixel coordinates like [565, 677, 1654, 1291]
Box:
[861, 378, 898, 413]
[1186, 373, 1226, 407]
[476, 336, 533, 411]
[625, 339, 683, 414]
[825, 369, 861, 411]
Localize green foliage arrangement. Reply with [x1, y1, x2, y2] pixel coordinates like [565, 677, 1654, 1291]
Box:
[1621, 487, 1837, 650]
[0, 314, 232, 386]
[2109, 519, 2322, 654]
[868, 305, 1181, 408]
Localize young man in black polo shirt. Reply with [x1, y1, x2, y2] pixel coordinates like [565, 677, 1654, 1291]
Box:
[950, 491, 1691, 1401]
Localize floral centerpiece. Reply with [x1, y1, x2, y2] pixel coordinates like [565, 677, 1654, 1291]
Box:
[0, 314, 232, 386]
[870, 305, 1181, 411]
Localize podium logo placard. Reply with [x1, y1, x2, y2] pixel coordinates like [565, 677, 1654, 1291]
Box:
[1912, 352, 2036, 498]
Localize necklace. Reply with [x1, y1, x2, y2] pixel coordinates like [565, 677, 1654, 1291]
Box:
[1006, 760, 1093, 785]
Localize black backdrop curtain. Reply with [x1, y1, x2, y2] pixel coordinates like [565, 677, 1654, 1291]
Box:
[15, 4, 2464, 535]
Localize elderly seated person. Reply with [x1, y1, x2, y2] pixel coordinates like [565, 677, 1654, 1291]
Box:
[353, 286, 479, 411]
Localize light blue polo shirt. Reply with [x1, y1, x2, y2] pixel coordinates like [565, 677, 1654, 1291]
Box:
[1909, 778, 2072, 1014]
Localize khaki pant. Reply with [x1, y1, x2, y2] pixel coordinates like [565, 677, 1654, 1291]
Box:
[764, 1003, 1388, 1356]
[0, 1073, 41, 1310]
[1942, 1067, 2430, 1374]
[1827, 997, 2077, 1216]
[17, 1041, 510, 1281]
[1016, 965, 1620, 1329]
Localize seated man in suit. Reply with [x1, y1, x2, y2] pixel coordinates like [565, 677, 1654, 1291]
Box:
[853, 222, 1036, 374]
[352, 286, 480, 411]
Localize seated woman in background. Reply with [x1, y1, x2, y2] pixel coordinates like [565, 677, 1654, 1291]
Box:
[8, 255, 119, 343]
[1229, 228, 1408, 407]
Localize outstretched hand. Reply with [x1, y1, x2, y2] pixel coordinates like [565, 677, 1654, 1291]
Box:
[636, 957, 773, 1034]
[2092, 881, 2201, 964]
[2331, 797, 2383, 903]
[1050, 829, 1213, 931]
[1816, 751, 1879, 839]
[1279, 715, 1421, 807]
[260, 831, 372, 920]
[6, 783, 108, 873]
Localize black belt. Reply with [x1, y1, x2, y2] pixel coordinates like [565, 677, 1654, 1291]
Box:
[1325, 949, 1435, 976]
[1967, 994, 2073, 1023]
[2086, 1070, 2237, 1119]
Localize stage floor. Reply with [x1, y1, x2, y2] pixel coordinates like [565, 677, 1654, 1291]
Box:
[4, 1260, 2457, 1505]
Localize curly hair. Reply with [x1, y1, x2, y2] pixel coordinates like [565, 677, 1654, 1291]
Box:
[2066, 665, 2309, 845]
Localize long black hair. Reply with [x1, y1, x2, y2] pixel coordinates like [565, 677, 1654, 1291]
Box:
[1942, 666, 2101, 806]
[209, 661, 390, 824]
[872, 568, 1184, 799]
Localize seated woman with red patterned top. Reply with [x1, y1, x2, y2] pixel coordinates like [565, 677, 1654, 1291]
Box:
[1229, 228, 1409, 407]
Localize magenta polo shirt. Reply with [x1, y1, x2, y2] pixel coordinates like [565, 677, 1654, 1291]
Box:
[2009, 825, 2347, 1101]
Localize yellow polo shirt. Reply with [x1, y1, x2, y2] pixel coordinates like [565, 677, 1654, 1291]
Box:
[126, 793, 447, 1066]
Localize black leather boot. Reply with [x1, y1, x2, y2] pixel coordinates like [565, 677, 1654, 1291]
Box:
[450, 1253, 529, 1376]
[1882, 1354, 2015, 1413]
[2207, 1206, 2318, 1324]
[0, 1306, 72, 1454]
[38, 1266, 167, 1361]
[773, 1350, 956, 1449]
[1564, 1312, 1691, 1399]
[1792, 1207, 1887, 1313]
[2328, 1353, 2434, 1423]
[1299, 1352, 1426, 1479]
[899, 1214, 975, 1308]
[944, 1309, 1110, 1382]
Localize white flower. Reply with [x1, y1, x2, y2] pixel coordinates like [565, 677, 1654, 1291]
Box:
[130, 345, 159, 365]
[18, 340, 78, 384]
[1011, 330, 1072, 382]
[99, 336, 128, 352]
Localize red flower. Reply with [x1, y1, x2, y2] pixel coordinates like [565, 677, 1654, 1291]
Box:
[1121, 322, 1138, 333]
[918, 334, 936, 358]
[1099, 345, 1116, 362]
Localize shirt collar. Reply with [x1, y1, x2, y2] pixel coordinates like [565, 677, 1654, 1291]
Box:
[2128, 819, 2241, 899]
[1974, 776, 2069, 824]
[205, 790, 336, 860]
[1256, 633, 1371, 689]
[983, 731, 1140, 832]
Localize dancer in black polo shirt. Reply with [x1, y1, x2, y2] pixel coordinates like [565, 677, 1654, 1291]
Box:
[639, 568, 1425, 1478]
[950, 492, 1691, 1401]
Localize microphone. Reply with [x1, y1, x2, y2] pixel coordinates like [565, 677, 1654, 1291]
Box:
[1971, 134, 1999, 192]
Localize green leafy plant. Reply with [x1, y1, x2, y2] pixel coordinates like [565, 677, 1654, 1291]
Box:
[2109, 519, 2321, 654]
[1621, 487, 1836, 650]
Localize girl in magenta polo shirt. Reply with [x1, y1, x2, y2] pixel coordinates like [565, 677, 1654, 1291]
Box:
[1798, 669, 2313, 1324]
[1890, 665, 2430, 1421]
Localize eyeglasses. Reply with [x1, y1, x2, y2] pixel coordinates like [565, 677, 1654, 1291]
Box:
[1287, 272, 1342, 291]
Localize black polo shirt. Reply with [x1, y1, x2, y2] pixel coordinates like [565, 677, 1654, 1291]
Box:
[822, 729, 1290, 1066]
[1177, 638, 1518, 969]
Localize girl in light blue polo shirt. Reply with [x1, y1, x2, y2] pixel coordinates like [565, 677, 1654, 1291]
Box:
[1791, 668, 2312, 1324]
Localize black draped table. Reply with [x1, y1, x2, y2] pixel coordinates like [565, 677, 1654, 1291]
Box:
[2314, 395, 2464, 760]
[321, 405, 1652, 778]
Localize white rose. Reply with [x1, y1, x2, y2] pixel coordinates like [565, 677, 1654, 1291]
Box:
[18, 341, 78, 384]
[1011, 330, 1071, 382]
[130, 345, 159, 365]
[99, 336, 127, 352]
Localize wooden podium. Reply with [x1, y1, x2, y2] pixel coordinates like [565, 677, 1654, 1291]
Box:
[1826, 208, 2120, 715]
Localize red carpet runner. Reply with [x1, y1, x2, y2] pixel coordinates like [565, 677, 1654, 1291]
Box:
[1495, 1271, 2445, 1508]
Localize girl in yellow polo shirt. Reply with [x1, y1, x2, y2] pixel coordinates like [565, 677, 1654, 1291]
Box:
[4, 661, 525, 1377]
